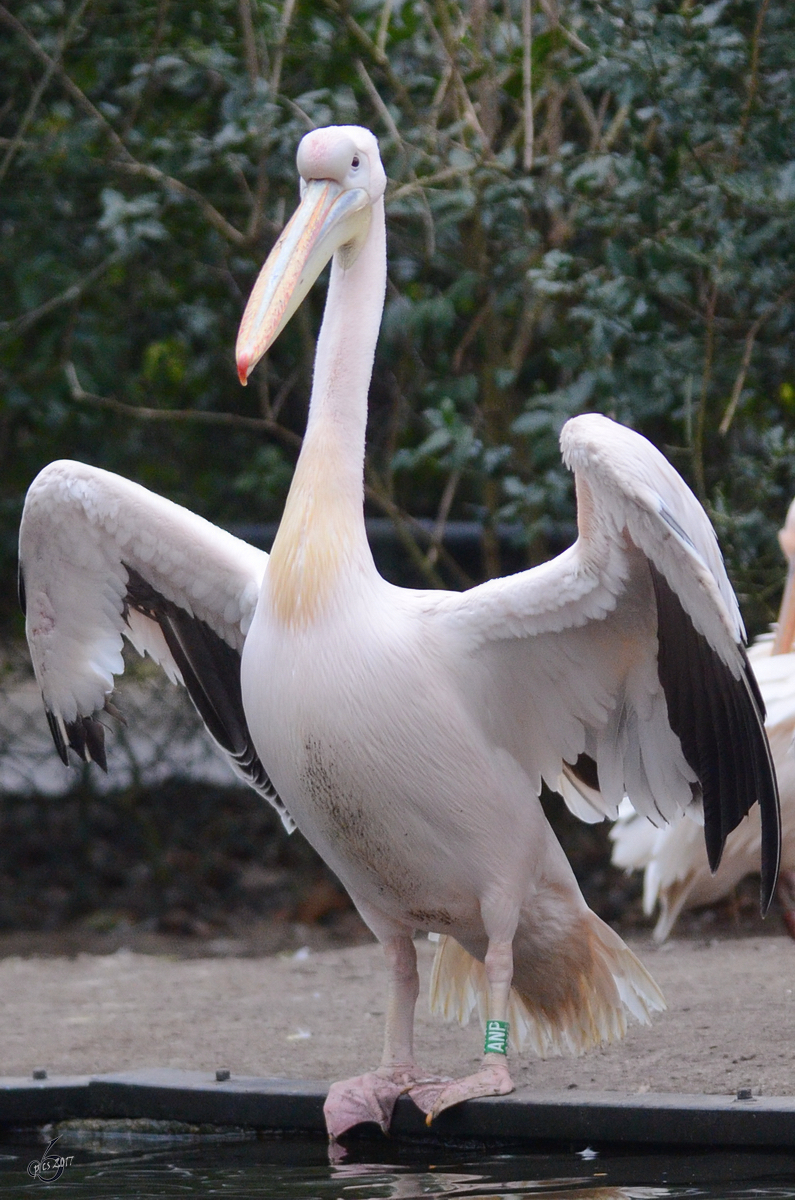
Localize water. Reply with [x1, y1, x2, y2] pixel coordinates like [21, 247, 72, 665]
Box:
[1, 1126, 794, 1198]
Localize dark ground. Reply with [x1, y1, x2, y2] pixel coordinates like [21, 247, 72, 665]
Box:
[0, 775, 784, 960]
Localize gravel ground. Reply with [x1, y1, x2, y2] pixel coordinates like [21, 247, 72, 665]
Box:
[1, 934, 793, 1098]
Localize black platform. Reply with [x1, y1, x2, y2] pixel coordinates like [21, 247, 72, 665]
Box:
[2, 1069, 794, 1147]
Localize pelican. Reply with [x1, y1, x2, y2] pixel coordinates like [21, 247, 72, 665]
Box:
[611, 498, 795, 942]
[19, 126, 780, 1140]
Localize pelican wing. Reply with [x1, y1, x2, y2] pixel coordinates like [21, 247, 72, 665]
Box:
[19, 459, 291, 829]
[430, 414, 780, 907]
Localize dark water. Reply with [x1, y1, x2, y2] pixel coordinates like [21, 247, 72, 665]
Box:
[1, 1127, 794, 1198]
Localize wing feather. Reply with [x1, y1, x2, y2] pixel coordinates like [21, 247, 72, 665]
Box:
[429, 414, 780, 909]
[19, 459, 292, 830]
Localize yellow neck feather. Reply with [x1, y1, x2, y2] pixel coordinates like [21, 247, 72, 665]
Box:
[266, 435, 361, 629]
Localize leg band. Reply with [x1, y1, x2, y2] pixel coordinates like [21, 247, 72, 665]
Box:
[484, 1019, 509, 1055]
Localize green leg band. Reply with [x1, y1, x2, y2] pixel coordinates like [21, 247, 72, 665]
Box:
[484, 1019, 509, 1055]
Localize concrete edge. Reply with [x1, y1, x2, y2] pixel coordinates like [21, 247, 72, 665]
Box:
[2, 1069, 794, 1147]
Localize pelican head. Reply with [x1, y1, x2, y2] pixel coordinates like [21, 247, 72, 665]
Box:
[236, 125, 385, 385]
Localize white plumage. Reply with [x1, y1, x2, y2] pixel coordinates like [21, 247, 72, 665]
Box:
[19, 125, 779, 1140]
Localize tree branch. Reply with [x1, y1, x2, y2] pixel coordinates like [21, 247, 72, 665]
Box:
[0, 3, 248, 246]
[719, 286, 795, 435]
[425, 467, 461, 568]
[452, 299, 491, 373]
[64, 362, 303, 450]
[693, 280, 718, 500]
[238, 0, 260, 88]
[536, 0, 590, 55]
[322, 0, 417, 120]
[375, 0, 394, 56]
[0, 0, 92, 187]
[356, 58, 436, 257]
[735, 0, 771, 156]
[522, 0, 534, 169]
[365, 466, 474, 589]
[425, 0, 492, 151]
[270, 0, 298, 101]
[65, 363, 472, 589]
[0, 254, 122, 337]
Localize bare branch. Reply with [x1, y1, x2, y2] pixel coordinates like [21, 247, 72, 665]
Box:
[375, 0, 394, 56]
[355, 59, 403, 151]
[602, 101, 630, 150]
[356, 58, 436, 257]
[536, 0, 590, 55]
[427, 61, 454, 134]
[735, 0, 771, 156]
[66, 359, 471, 592]
[64, 362, 303, 450]
[570, 79, 601, 151]
[718, 319, 763, 438]
[280, 95, 317, 130]
[238, 0, 261, 88]
[0, 0, 92, 188]
[522, 0, 533, 169]
[0, 3, 249, 246]
[0, 254, 122, 337]
[425, 468, 461, 568]
[424, 0, 492, 150]
[322, 0, 417, 120]
[270, 0, 298, 100]
[719, 287, 795, 435]
[121, 0, 171, 137]
[0, 3, 132, 159]
[388, 164, 476, 202]
[111, 160, 251, 246]
[693, 281, 718, 501]
[365, 465, 473, 589]
[452, 300, 491, 374]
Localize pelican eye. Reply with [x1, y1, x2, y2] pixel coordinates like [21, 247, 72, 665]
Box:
[351, 155, 360, 169]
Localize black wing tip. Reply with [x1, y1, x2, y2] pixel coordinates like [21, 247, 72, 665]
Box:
[650, 562, 781, 910]
[18, 564, 26, 617]
[45, 709, 69, 766]
[124, 564, 284, 814]
[705, 826, 723, 876]
[64, 714, 108, 772]
[46, 708, 110, 773]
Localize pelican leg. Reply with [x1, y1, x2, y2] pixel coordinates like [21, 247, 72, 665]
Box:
[416, 894, 519, 1124]
[324, 928, 448, 1140]
[418, 937, 516, 1123]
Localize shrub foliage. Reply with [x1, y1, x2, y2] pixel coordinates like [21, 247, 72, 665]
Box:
[2, 0, 795, 635]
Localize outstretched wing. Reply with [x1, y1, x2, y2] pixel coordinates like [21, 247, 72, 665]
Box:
[428, 414, 780, 910]
[19, 459, 292, 830]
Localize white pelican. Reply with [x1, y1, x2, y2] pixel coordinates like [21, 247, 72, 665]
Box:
[611, 498, 795, 942]
[19, 126, 780, 1140]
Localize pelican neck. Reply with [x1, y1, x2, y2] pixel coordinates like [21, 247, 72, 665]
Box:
[264, 193, 386, 626]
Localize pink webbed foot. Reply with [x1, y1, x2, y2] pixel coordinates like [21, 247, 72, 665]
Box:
[323, 1068, 450, 1140]
[418, 1061, 515, 1125]
[324, 1071, 405, 1140]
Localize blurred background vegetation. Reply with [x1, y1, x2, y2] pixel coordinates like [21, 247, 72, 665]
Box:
[0, 0, 793, 941]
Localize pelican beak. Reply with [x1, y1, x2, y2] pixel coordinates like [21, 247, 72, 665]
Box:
[236, 179, 371, 385]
